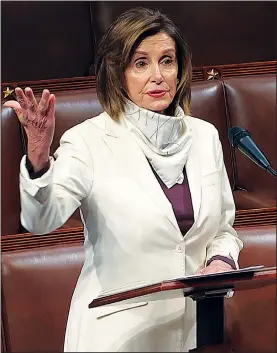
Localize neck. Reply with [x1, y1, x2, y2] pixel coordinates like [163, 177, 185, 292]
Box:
[125, 98, 175, 117]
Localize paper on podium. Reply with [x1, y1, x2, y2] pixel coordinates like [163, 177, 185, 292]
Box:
[88, 265, 276, 308]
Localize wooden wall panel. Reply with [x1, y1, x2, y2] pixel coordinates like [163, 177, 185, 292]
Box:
[1, 1, 276, 82]
[89, 1, 276, 67]
[1, 1, 95, 82]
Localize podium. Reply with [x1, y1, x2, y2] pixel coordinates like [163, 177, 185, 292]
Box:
[89, 266, 276, 352]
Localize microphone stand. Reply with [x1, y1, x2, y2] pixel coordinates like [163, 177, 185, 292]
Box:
[267, 165, 277, 178]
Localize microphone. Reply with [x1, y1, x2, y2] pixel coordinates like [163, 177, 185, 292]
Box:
[228, 126, 276, 178]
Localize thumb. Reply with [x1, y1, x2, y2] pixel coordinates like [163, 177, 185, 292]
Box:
[195, 264, 205, 275]
[3, 100, 24, 120]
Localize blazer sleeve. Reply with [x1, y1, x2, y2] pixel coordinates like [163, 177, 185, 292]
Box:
[20, 127, 93, 234]
[205, 129, 243, 269]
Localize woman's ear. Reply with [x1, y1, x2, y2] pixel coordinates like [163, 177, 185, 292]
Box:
[121, 78, 129, 97]
[121, 86, 128, 97]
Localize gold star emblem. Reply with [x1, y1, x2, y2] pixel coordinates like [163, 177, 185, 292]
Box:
[207, 68, 220, 80]
[3, 87, 14, 98]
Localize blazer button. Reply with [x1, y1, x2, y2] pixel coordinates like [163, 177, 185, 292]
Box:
[176, 244, 185, 253]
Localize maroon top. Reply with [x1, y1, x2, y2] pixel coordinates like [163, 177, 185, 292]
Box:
[150, 165, 194, 235]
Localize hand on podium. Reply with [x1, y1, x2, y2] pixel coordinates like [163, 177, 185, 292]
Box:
[196, 260, 234, 276]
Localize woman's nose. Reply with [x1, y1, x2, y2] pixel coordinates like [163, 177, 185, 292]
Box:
[150, 64, 163, 84]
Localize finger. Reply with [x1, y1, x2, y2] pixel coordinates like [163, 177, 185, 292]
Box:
[195, 265, 204, 274]
[46, 94, 56, 118]
[197, 267, 218, 275]
[14, 87, 28, 110]
[3, 100, 21, 111]
[195, 269, 205, 275]
[195, 269, 203, 275]
[24, 87, 38, 112]
[37, 94, 55, 129]
[204, 267, 228, 274]
[3, 100, 24, 122]
[38, 89, 51, 117]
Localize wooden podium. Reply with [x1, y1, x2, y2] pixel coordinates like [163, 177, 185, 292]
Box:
[89, 266, 276, 352]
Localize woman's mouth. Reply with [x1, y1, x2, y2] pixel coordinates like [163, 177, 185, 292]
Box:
[147, 90, 167, 98]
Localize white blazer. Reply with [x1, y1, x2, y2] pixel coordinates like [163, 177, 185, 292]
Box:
[20, 112, 243, 352]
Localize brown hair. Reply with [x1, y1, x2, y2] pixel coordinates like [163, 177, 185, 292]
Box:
[96, 7, 192, 120]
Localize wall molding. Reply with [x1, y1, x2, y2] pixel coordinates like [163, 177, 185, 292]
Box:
[1, 207, 276, 252]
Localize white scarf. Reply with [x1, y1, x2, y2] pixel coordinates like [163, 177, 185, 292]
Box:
[123, 100, 192, 188]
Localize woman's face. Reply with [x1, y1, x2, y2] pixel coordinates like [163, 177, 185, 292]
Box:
[124, 32, 178, 113]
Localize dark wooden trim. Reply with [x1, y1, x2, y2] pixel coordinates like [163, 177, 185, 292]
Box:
[1, 227, 83, 252]
[233, 207, 277, 228]
[1, 207, 276, 253]
[2, 61, 275, 98]
[196, 60, 276, 81]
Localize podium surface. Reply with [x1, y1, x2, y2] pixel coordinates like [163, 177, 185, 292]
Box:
[89, 266, 275, 308]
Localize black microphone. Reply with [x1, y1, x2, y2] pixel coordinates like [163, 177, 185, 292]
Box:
[228, 126, 276, 178]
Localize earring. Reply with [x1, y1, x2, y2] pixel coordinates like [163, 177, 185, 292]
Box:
[176, 79, 180, 86]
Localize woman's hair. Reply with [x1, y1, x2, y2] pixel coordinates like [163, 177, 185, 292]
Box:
[96, 7, 192, 120]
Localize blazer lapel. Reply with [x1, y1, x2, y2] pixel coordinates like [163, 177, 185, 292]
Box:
[103, 114, 180, 232]
[184, 118, 202, 224]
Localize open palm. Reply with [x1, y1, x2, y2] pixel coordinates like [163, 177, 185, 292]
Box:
[4, 87, 56, 171]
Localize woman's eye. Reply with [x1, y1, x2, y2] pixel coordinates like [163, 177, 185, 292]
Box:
[162, 57, 174, 65]
[135, 61, 147, 68]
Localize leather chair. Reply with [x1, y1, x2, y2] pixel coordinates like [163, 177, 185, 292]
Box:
[190, 80, 234, 188]
[224, 74, 276, 209]
[224, 226, 276, 353]
[1, 243, 84, 353]
[1, 107, 24, 235]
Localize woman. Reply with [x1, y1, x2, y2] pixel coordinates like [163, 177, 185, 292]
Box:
[5, 7, 243, 352]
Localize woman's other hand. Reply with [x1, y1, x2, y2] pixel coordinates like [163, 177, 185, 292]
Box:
[4, 87, 55, 171]
[195, 260, 233, 275]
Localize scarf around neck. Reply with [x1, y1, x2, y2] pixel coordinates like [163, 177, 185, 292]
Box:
[123, 99, 192, 188]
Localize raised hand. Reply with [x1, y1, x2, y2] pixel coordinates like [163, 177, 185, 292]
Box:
[4, 87, 56, 171]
